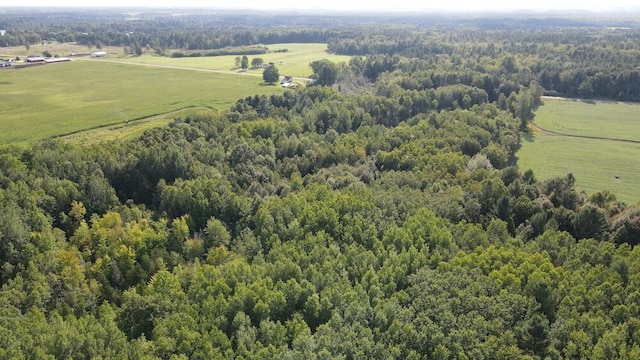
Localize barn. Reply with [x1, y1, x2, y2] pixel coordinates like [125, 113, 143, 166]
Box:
[45, 57, 71, 63]
[25, 56, 45, 63]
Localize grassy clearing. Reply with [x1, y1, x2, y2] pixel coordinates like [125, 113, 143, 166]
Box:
[0, 42, 348, 144]
[535, 97, 640, 142]
[0, 43, 350, 78]
[517, 99, 640, 205]
[113, 43, 352, 78]
[0, 60, 284, 144]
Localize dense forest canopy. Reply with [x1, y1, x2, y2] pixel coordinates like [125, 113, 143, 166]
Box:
[1, 8, 640, 359]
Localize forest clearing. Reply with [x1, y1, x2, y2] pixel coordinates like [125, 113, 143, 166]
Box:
[0, 43, 348, 144]
[534, 97, 640, 142]
[0, 60, 284, 144]
[517, 98, 640, 204]
[111, 43, 351, 78]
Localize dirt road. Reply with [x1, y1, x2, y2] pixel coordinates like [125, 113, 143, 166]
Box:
[530, 121, 640, 144]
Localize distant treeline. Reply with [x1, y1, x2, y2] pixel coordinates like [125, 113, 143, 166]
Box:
[0, 25, 337, 51]
[328, 28, 640, 102]
[171, 46, 269, 58]
[2, 10, 640, 101]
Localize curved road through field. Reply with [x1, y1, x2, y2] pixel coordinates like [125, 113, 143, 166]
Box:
[533, 96, 640, 145]
[529, 122, 640, 145]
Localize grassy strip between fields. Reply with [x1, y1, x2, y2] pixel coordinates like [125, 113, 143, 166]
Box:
[57, 107, 210, 145]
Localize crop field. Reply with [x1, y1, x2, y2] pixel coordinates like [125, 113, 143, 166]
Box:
[517, 98, 640, 205]
[114, 43, 352, 78]
[0, 60, 284, 144]
[0, 42, 349, 144]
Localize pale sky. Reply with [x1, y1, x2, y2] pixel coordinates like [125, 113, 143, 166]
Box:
[1, 0, 638, 12]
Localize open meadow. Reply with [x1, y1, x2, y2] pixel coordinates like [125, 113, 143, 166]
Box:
[534, 97, 640, 141]
[517, 98, 640, 205]
[0, 60, 285, 144]
[113, 43, 352, 78]
[0, 42, 350, 144]
[0, 42, 352, 79]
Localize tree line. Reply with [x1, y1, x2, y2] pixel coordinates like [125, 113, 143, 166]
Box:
[327, 28, 640, 101]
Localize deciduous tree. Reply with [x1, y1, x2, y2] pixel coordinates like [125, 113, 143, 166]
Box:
[251, 57, 264, 68]
[263, 65, 279, 84]
[241, 55, 249, 70]
[310, 59, 339, 86]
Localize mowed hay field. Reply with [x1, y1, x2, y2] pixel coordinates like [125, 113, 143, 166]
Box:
[0, 42, 349, 144]
[115, 43, 352, 78]
[517, 98, 640, 205]
[534, 97, 640, 141]
[0, 60, 285, 144]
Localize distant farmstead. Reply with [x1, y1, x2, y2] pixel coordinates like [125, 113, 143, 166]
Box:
[91, 51, 108, 58]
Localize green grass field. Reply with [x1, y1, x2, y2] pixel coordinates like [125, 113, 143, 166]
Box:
[59, 108, 200, 145]
[0, 42, 349, 145]
[0, 43, 350, 79]
[0, 60, 284, 144]
[534, 97, 640, 141]
[517, 98, 640, 205]
[113, 43, 352, 78]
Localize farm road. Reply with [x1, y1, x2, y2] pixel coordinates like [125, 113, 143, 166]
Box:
[532, 95, 640, 144]
[77, 57, 312, 81]
[530, 122, 640, 145]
